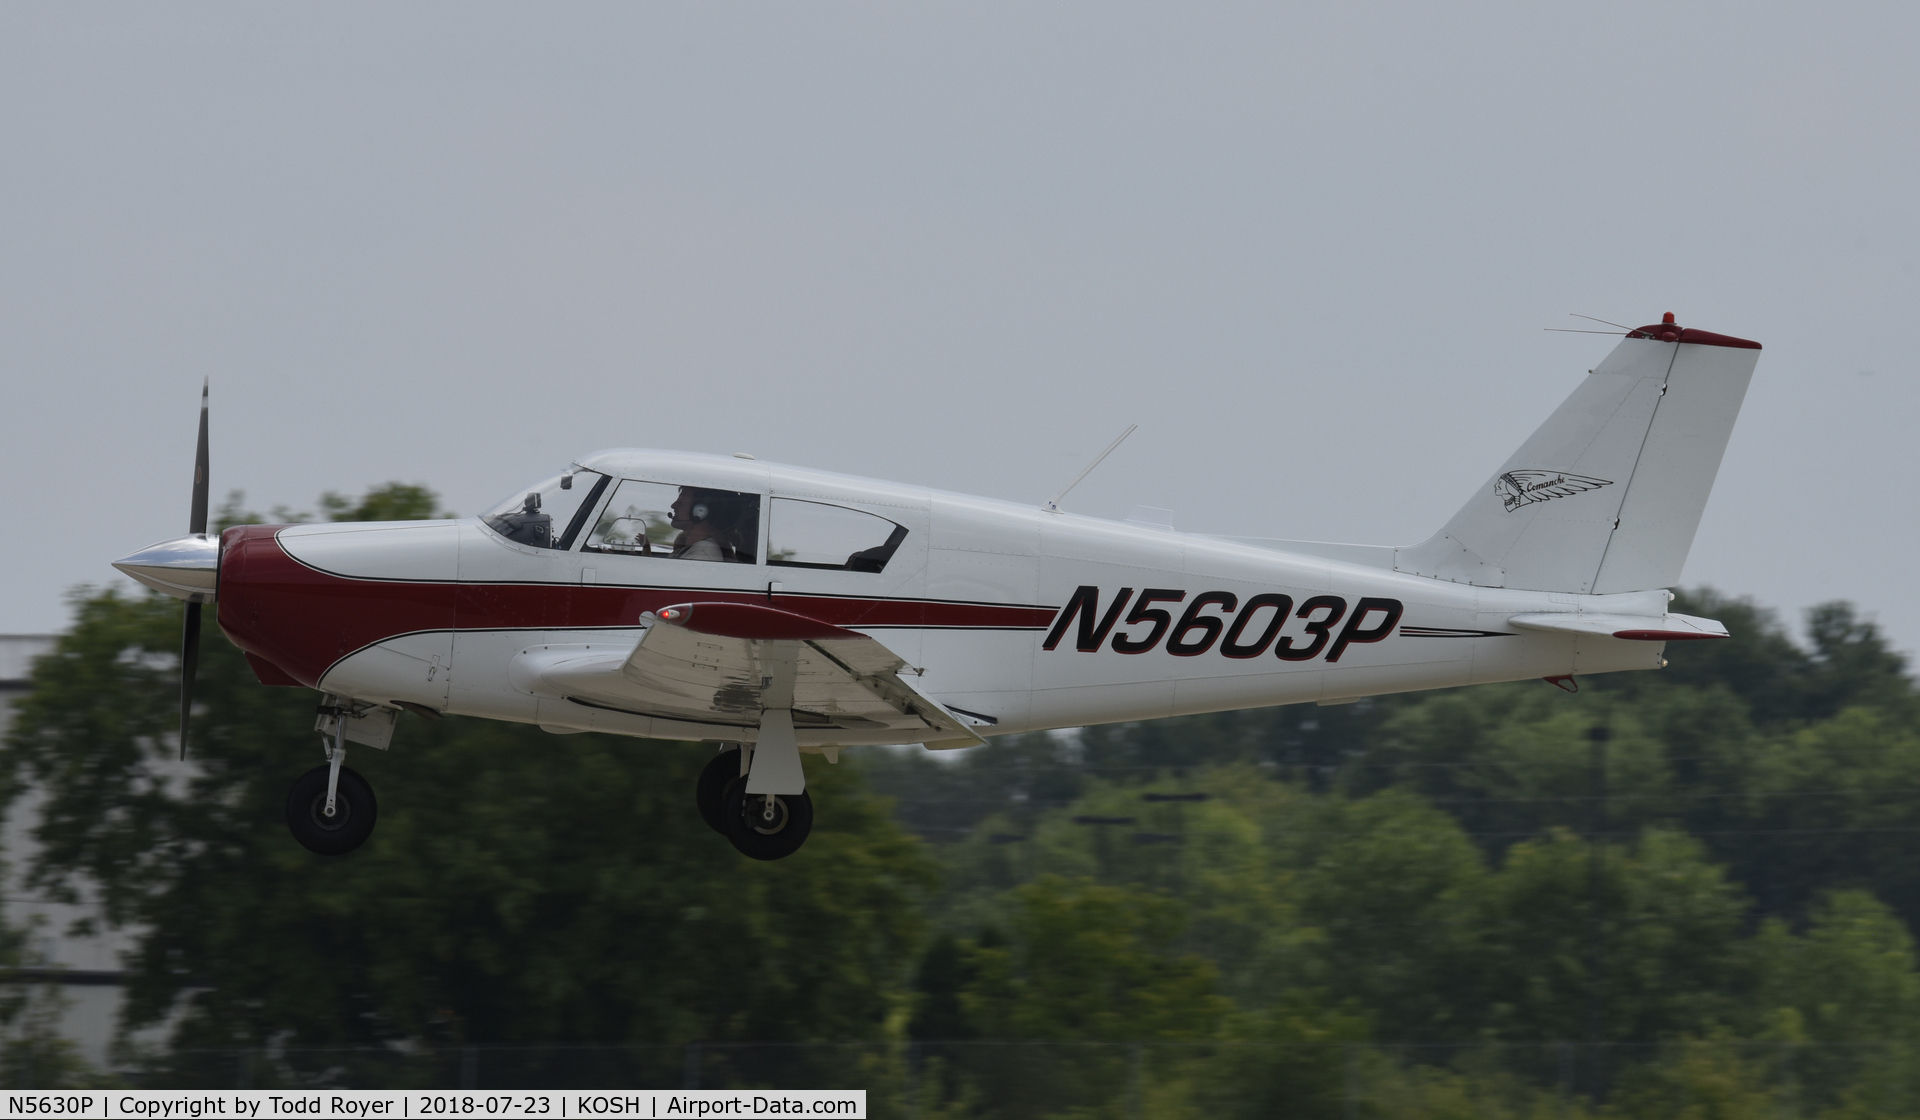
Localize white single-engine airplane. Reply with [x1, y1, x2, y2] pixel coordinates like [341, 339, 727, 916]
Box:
[115, 314, 1758, 859]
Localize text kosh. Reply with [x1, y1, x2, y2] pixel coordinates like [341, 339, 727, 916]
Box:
[1042, 587, 1404, 661]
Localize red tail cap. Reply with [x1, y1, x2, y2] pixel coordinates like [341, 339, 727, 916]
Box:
[1627, 313, 1761, 350]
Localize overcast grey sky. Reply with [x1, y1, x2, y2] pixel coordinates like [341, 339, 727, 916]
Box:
[4, 3, 1915, 655]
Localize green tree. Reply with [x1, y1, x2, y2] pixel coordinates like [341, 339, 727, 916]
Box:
[1743, 890, 1920, 1043]
[959, 877, 1229, 1043]
[1722, 708, 1920, 928]
[929, 766, 1318, 1008]
[918, 759, 1920, 1113]
[1448, 829, 1750, 1046]
[317, 484, 452, 523]
[1593, 590, 1914, 728]
[212, 481, 452, 531]
[1285, 790, 1487, 1040]
[936, 876, 1229, 1119]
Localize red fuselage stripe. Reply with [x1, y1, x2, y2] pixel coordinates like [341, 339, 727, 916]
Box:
[216, 526, 1055, 687]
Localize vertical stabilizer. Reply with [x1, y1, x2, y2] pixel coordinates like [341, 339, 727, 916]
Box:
[1395, 318, 1760, 594]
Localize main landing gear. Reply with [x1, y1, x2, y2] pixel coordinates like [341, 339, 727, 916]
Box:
[286, 701, 379, 856]
[697, 743, 814, 861]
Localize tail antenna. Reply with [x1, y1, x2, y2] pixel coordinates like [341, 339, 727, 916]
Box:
[1547, 313, 1643, 336]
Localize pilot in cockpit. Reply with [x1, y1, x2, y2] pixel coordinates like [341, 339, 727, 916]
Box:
[655, 487, 750, 563]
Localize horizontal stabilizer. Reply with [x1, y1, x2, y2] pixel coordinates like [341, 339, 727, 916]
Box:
[1507, 611, 1728, 642]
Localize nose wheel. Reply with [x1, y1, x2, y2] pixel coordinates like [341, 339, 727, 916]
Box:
[719, 776, 813, 861]
[286, 764, 378, 855]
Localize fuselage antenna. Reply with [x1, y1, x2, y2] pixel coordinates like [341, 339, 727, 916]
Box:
[1043, 424, 1138, 514]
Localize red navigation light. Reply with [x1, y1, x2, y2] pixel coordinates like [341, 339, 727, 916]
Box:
[1662, 311, 1676, 324]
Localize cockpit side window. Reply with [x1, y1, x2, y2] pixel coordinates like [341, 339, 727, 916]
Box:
[583, 480, 761, 564]
[768, 499, 907, 573]
[481, 470, 610, 550]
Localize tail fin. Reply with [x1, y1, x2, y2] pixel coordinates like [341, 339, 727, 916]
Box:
[1396, 319, 1760, 594]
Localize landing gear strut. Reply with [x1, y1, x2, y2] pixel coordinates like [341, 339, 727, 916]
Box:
[695, 741, 814, 859]
[699, 651, 816, 860]
[287, 701, 379, 855]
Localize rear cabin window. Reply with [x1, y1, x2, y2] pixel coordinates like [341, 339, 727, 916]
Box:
[767, 499, 908, 573]
[583, 480, 761, 564]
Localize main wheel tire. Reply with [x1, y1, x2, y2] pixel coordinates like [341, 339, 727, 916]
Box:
[285, 764, 378, 855]
[697, 747, 743, 834]
[720, 776, 814, 861]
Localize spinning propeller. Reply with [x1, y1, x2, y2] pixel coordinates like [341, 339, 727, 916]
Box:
[112, 382, 220, 760]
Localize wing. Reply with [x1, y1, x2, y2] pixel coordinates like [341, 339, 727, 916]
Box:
[519, 601, 982, 743]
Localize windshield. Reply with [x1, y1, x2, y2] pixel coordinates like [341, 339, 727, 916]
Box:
[481, 469, 610, 550]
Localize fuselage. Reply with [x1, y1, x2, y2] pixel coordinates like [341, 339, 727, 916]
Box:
[216, 448, 1668, 747]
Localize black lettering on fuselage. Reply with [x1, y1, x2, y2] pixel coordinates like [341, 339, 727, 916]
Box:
[1220, 593, 1292, 658]
[1167, 592, 1238, 656]
[1275, 595, 1347, 661]
[1042, 586, 1135, 651]
[1042, 588, 1405, 661]
[1111, 589, 1187, 654]
[1326, 597, 1405, 662]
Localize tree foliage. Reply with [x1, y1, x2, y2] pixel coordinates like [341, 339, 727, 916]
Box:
[862, 588, 1920, 1115]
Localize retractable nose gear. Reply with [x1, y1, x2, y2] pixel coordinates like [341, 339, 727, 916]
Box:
[286, 698, 380, 856]
[325, 710, 346, 818]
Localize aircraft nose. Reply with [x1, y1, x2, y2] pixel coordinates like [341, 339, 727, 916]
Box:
[113, 534, 220, 602]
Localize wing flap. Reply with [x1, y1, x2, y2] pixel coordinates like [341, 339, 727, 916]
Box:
[518, 601, 982, 742]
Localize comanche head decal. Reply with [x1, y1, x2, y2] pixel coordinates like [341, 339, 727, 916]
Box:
[1495, 470, 1612, 512]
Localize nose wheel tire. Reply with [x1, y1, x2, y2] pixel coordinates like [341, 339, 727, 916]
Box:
[286, 764, 378, 855]
[720, 776, 813, 861]
[697, 747, 743, 834]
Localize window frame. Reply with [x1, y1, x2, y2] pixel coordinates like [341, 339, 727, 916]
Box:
[556, 472, 611, 550]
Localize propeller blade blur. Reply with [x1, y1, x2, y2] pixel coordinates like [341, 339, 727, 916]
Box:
[181, 381, 209, 760]
[189, 379, 209, 536]
[180, 601, 201, 761]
